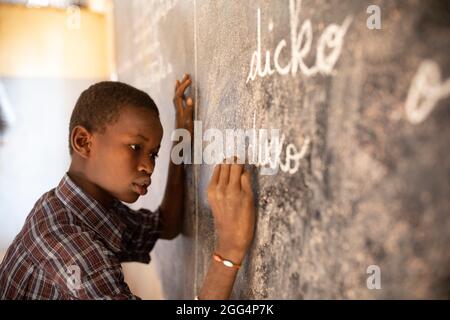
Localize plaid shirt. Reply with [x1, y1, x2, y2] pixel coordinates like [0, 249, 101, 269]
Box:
[0, 173, 163, 299]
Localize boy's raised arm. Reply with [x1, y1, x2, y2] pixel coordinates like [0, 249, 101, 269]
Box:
[159, 74, 193, 240]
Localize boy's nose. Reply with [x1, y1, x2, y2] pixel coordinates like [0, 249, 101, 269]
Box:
[137, 156, 154, 175]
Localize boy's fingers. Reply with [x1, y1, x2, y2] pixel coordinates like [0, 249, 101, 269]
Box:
[210, 164, 221, 187]
[241, 170, 253, 195]
[180, 74, 190, 85]
[175, 78, 192, 97]
[218, 162, 230, 187]
[229, 163, 244, 189]
[177, 74, 191, 91]
[175, 80, 180, 91]
[186, 98, 194, 119]
[173, 96, 184, 114]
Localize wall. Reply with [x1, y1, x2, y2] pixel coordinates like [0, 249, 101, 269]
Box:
[0, 3, 110, 249]
[0, 3, 111, 78]
[113, 0, 450, 299]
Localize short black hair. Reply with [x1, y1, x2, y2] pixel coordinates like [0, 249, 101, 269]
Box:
[68, 81, 159, 155]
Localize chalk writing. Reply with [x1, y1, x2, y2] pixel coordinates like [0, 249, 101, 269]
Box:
[117, 0, 178, 91]
[246, 0, 352, 82]
[405, 60, 450, 124]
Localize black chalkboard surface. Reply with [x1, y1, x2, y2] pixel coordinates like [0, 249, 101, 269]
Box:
[113, 0, 450, 299]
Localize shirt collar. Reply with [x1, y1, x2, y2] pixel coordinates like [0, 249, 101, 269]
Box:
[55, 173, 125, 253]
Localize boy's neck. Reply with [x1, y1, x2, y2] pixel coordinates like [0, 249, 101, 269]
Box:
[67, 165, 115, 210]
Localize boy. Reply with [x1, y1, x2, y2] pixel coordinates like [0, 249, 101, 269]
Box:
[0, 75, 255, 299]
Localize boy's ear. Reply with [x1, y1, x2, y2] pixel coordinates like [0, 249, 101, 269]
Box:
[71, 125, 93, 159]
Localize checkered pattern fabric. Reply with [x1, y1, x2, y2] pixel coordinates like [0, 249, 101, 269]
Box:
[0, 173, 162, 299]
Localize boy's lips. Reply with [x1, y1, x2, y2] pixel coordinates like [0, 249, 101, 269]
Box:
[132, 179, 151, 196]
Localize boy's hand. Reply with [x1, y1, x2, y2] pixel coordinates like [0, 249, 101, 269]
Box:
[207, 160, 256, 264]
[173, 74, 194, 137]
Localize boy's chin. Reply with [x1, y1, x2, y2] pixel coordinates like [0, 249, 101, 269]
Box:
[117, 192, 141, 204]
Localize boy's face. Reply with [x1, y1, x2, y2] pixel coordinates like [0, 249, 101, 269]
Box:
[87, 105, 163, 204]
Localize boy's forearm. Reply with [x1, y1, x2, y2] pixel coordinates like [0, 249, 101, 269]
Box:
[199, 259, 239, 299]
[162, 73, 192, 239]
[199, 247, 246, 299]
[160, 149, 184, 239]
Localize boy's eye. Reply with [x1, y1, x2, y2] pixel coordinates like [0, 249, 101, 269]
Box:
[150, 152, 159, 160]
[129, 144, 142, 152]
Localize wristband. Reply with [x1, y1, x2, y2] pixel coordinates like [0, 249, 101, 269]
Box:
[213, 252, 241, 270]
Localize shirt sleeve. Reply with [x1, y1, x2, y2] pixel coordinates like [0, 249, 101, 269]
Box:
[54, 264, 142, 300]
[114, 202, 164, 263]
[35, 228, 142, 300]
[73, 266, 141, 300]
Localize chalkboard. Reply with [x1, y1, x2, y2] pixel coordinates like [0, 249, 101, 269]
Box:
[113, 0, 450, 299]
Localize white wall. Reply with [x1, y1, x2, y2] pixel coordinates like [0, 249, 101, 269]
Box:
[0, 77, 100, 249]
